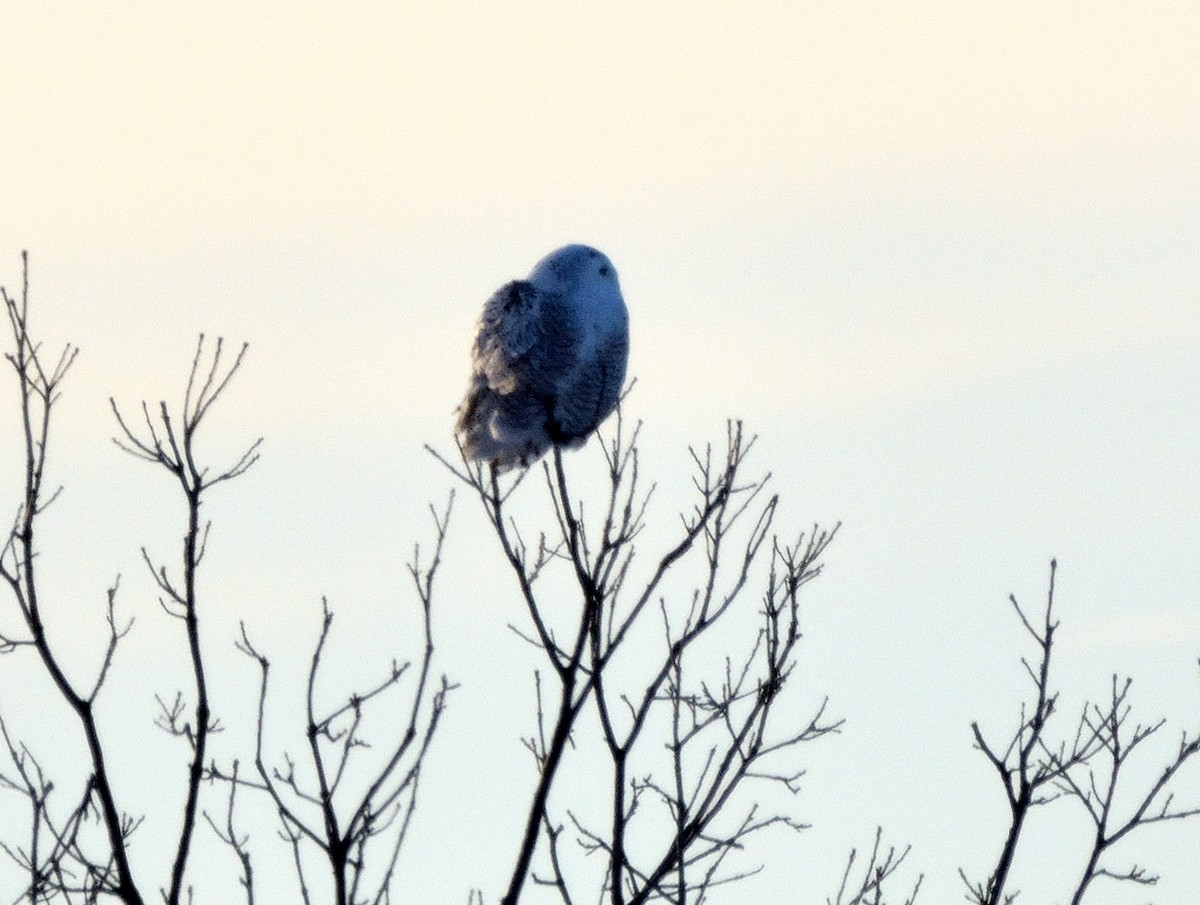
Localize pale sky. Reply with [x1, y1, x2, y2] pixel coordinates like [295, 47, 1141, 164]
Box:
[1, 3, 1199, 903]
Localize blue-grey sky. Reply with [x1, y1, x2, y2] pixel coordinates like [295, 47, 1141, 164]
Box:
[2, 4, 1198, 902]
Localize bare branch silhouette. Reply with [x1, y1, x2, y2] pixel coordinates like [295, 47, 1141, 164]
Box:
[827, 827, 923, 905]
[1, 252, 141, 904]
[962, 561, 1200, 905]
[111, 333, 260, 904]
[208, 495, 456, 905]
[962, 560, 1102, 905]
[5, 253, 1199, 905]
[439, 413, 841, 905]
[1054, 674, 1200, 904]
[203, 760, 255, 905]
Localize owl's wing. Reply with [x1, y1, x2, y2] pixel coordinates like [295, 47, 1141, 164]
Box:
[472, 281, 576, 396]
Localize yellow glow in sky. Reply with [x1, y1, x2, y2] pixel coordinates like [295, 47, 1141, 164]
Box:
[2, 3, 1197, 246]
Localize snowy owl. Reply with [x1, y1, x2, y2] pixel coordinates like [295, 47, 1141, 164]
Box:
[455, 244, 629, 472]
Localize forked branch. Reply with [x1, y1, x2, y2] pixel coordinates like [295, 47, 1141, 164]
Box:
[110, 333, 260, 904]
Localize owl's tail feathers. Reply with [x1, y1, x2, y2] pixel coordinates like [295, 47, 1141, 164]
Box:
[454, 379, 551, 473]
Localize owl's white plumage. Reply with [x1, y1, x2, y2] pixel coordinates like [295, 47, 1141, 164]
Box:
[455, 245, 629, 471]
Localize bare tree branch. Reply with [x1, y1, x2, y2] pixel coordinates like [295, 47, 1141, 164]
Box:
[209, 494, 456, 905]
[827, 828, 923, 905]
[437, 415, 840, 905]
[963, 560, 1103, 905]
[1, 252, 143, 905]
[1053, 674, 1200, 904]
[111, 333, 258, 905]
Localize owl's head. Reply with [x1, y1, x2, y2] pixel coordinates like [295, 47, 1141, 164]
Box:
[529, 244, 620, 295]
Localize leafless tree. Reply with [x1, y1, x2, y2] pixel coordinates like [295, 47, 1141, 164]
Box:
[1056, 674, 1200, 904]
[5, 253, 1199, 905]
[962, 561, 1098, 905]
[0, 251, 266, 903]
[1, 253, 451, 905]
[205, 508, 456, 905]
[110, 334, 263, 904]
[2, 251, 142, 903]
[962, 561, 1200, 904]
[434, 415, 844, 904]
